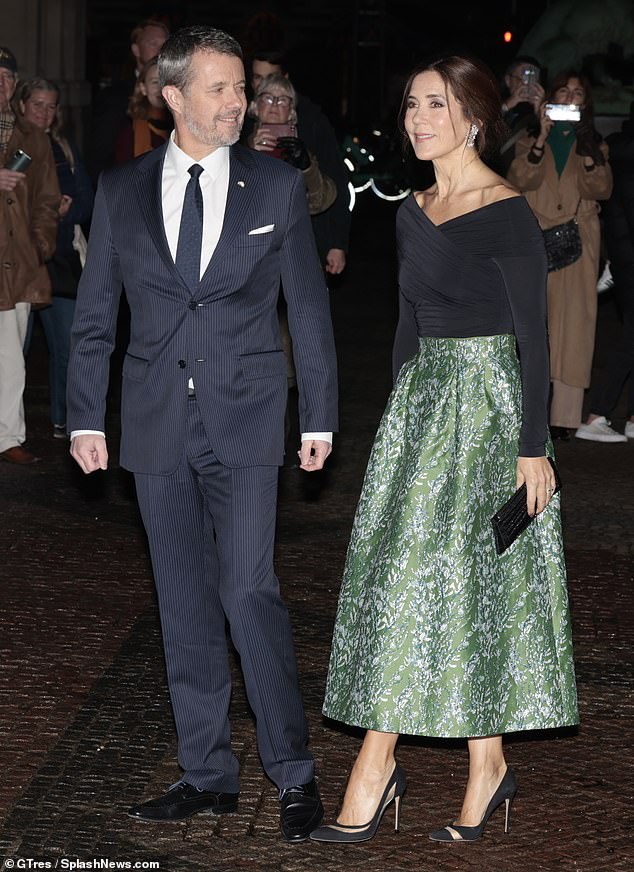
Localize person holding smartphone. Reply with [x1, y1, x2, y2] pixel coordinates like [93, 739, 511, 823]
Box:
[0, 47, 60, 465]
[507, 71, 612, 439]
[248, 73, 336, 216]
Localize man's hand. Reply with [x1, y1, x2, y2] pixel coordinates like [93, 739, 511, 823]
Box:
[0, 168, 25, 192]
[70, 434, 108, 474]
[298, 439, 332, 472]
[325, 248, 346, 275]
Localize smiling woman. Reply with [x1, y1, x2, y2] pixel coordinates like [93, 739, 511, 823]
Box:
[314, 54, 578, 849]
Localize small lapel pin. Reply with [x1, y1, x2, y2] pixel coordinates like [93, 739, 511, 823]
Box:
[237, 180, 245, 188]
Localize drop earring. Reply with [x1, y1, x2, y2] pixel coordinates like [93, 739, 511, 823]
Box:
[466, 123, 479, 148]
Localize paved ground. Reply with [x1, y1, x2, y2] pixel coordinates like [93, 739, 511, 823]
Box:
[1, 197, 633, 872]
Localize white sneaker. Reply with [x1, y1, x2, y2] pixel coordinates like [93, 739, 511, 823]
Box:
[575, 416, 627, 442]
[597, 261, 614, 293]
[625, 421, 634, 439]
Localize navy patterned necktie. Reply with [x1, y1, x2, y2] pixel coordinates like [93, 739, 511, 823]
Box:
[175, 163, 204, 289]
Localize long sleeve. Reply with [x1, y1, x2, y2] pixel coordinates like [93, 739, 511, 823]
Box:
[493, 249, 550, 456]
[576, 143, 613, 201]
[67, 145, 95, 226]
[280, 170, 339, 434]
[303, 155, 337, 215]
[30, 133, 60, 262]
[506, 137, 547, 192]
[67, 178, 123, 433]
[392, 287, 419, 382]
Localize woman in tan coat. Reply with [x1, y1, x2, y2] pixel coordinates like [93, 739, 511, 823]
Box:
[508, 71, 612, 437]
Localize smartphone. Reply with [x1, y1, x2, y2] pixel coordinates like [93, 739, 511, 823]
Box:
[5, 149, 32, 172]
[545, 103, 581, 122]
[521, 67, 538, 87]
[255, 123, 296, 146]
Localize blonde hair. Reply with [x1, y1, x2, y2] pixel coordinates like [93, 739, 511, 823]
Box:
[18, 77, 74, 168]
[248, 73, 297, 125]
[128, 57, 160, 120]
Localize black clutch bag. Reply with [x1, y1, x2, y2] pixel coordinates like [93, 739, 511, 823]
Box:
[491, 458, 561, 555]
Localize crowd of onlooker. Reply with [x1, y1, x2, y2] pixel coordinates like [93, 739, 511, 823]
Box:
[0, 22, 633, 465]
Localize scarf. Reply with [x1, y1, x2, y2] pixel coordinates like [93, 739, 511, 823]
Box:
[0, 108, 15, 155]
[132, 109, 171, 157]
[547, 122, 576, 177]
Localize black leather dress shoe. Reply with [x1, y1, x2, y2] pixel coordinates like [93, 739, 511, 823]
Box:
[127, 781, 239, 822]
[279, 778, 324, 842]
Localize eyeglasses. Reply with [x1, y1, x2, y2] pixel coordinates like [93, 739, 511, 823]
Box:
[257, 93, 292, 108]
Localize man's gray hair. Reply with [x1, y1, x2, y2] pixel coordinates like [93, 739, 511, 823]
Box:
[158, 25, 242, 92]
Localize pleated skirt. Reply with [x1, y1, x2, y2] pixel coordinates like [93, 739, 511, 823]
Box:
[323, 335, 578, 737]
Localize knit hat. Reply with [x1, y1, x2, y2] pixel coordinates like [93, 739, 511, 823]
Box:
[0, 47, 18, 75]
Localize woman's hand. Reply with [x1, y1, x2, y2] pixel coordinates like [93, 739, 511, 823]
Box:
[253, 125, 277, 152]
[517, 456, 557, 516]
[59, 194, 72, 218]
[536, 101, 553, 147]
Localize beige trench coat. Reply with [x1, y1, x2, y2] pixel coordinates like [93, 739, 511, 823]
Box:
[507, 137, 612, 388]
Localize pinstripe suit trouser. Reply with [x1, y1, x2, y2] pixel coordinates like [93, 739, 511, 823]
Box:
[134, 398, 314, 793]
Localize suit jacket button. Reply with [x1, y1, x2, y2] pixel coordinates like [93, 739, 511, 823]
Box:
[188, 300, 197, 310]
[178, 359, 186, 368]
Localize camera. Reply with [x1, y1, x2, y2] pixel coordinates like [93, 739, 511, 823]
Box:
[545, 103, 581, 122]
[5, 149, 32, 172]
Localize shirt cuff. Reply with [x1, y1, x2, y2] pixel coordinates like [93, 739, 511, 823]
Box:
[301, 432, 333, 445]
[70, 429, 106, 440]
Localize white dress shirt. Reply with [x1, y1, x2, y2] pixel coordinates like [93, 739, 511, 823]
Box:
[72, 134, 331, 446]
[162, 132, 229, 277]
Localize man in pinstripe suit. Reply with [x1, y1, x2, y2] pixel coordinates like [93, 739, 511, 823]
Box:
[67, 26, 337, 841]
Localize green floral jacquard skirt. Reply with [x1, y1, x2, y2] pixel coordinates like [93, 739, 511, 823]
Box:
[323, 335, 578, 737]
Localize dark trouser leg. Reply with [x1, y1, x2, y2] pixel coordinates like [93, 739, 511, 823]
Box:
[594, 204, 634, 417]
[188, 417, 314, 790]
[589, 302, 634, 418]
[134, 420, 238, 792]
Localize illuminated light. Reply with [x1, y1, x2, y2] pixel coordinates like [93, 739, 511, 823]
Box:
[368, 155, 375, 162]
[372, 129, 381, 136]
[370, 179, 411, 201]
[348, 181, 356, 211]
[344, 157, 355, 171]
[353, 180, 373, 192]
[503, 30, 513, 43]
[360, 147, 367, 154]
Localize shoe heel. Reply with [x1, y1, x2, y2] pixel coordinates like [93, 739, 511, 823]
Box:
[394, 795, 401, 832]
[504, 797, 512, 834]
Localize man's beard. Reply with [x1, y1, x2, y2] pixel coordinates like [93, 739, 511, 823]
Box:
[182, 105, 243, 148]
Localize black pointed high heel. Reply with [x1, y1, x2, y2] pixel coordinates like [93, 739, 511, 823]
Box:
[429, 766, 517, 843]
[310, 763, 406, 844]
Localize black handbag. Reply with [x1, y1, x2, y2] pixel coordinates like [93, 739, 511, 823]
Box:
[491, 458, 561, 555]
[542, 201, 582, 273]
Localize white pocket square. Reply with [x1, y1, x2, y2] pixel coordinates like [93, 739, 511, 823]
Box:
[248, 224, 275, 235]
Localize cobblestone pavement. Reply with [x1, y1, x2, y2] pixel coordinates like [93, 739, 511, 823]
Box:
[1, 199, 633, 872]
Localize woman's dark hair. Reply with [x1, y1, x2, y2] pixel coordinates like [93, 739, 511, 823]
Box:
[548, 69, 594, 124]
[398, 55, 507, 159]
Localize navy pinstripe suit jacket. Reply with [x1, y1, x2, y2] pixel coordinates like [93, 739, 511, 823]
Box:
[67, 143, 338, 474]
